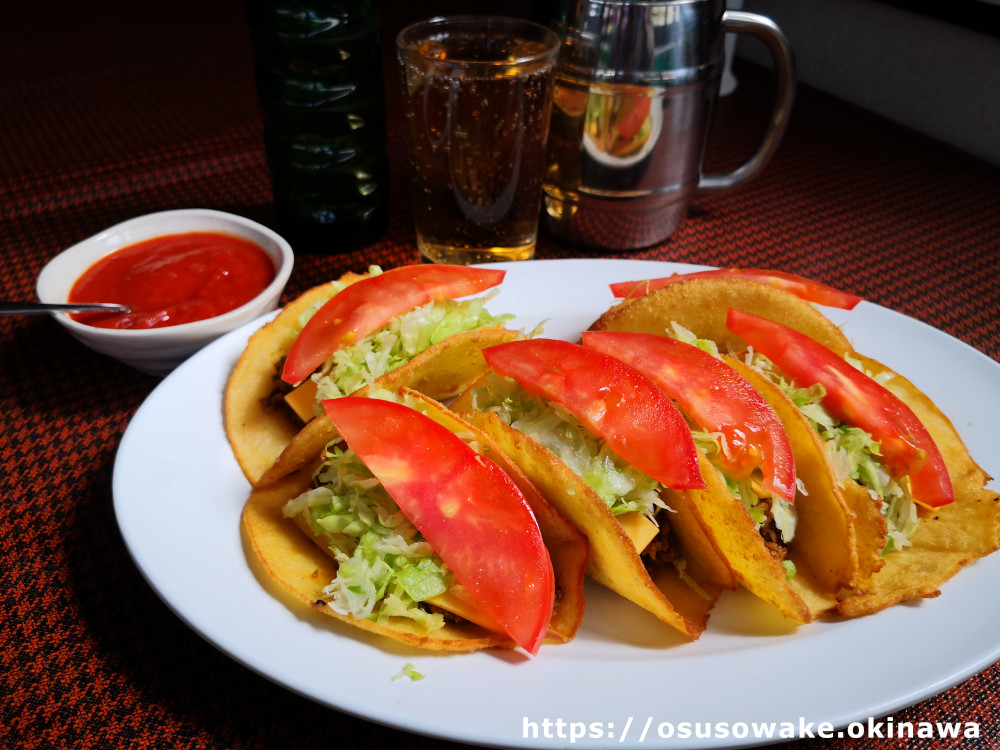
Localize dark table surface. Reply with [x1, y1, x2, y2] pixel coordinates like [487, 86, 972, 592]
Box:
[2, 1, 998, 749]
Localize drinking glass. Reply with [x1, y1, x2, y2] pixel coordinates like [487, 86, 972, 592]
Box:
[397, 16, 560, 264]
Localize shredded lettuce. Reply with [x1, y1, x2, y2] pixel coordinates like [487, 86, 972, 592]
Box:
[669, 323, 919, 552]
[311, 292, 514, 407]
[744, 350, 920, 551]
[782, 560, 797, 581]
[771, 497, 797, 541]
[392, 663, 426, 682]
[689, 429, 798, 545]
[287, 264, 515, 417]
[669, 321, 722, 357]
[282, 445, 451, 630]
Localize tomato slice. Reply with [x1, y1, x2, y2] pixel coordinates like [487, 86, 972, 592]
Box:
[582, 330, 797, 503]
[725, 308, 954, 508]
[615, 94, 652, 140]
[323, 397, 554, 654]
[482, 339, 705, 490]
[609, 268, 862, 310]
[281, 265, 506, 385]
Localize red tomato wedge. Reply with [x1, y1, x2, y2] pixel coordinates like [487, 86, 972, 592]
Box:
[609, 268, 862, 310]
[482, 339, 705, 490]
[281, 265, 506, 385]
[616, 95, 652, 140]
[323, 397, 555, 654]
[725, 309, 954, 508]
[582, 330, 797, 503]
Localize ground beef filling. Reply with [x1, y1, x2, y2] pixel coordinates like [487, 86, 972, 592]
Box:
[642, 517, 680, 567]
[756, 498, 788, 563]
[263, 356, 307, 426]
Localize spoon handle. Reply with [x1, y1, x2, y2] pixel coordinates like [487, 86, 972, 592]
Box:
[0, 302, 132, 315]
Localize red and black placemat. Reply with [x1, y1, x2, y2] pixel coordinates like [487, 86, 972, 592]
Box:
[1, 1, 997, 749]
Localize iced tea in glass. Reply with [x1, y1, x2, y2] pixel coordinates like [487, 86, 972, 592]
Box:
[397, 17, 559, 264]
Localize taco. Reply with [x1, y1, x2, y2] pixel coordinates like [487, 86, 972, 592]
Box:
[590, 277, 1000, 616]
[451, 338, 737, 640]
[607, 267, 862, 310]
[242, 390, 588, 653]
[726, 309, 999, 616]
[224, 264, 520, 486]
[581, 330, 859, 623]
[593, 275, 855, 355]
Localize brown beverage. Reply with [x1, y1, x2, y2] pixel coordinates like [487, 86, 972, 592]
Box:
[397, 19, 559, 264]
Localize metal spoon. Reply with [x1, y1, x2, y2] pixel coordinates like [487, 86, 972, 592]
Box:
[0, 302, 132, 315]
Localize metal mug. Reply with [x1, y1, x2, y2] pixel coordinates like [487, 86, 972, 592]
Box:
[539, 0, 795, 250]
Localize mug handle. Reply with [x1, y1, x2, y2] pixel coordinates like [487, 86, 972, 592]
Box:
[697, 11, 796, 194]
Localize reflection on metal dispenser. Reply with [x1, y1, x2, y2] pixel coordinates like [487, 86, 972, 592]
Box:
[539, 0, 795, 250]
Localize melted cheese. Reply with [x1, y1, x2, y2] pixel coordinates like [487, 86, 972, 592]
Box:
[427, 585, 503, 633]
[284, 378, 319, 423]
[617, 511, 660, 554]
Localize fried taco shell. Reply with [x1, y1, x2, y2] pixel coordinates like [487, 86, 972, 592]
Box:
[836, 355, 1000, 616]
[452, 376, 736, 641]
[251, 326, 521, 488]
[244, 465, 508, 650]
[722, 356, 866, 619]
[591, 276, 999, 617]
[225, 270, 519, 486]
[591, 276, 852, 355]
[225, 274, 364, 485]
[242, 391, 588, 652]
[580, 329, 860, 623]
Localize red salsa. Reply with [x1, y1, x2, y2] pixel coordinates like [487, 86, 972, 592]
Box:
[68, 232, 276, 329]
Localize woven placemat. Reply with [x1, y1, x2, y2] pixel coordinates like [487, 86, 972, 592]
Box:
[1, 1, 997, 748]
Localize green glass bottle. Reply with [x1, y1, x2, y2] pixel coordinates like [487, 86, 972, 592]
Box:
[246, 0, 389, 253]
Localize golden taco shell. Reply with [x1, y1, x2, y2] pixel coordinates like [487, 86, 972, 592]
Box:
[591, 275, 999, 617]
[243, 465, 513, 650]
[253, 327, 521, 488]
[224, 270, 519, 487]
[581, 317, 863, 622]
[456, 408, 735, 641]
[242, 393, 588, 651]
[836, 355, 1000, 617]
[661, 447, 812, 624]
[590, 276, 852, 355]
[588, 278, 876, 618]
[224, 273, 366, 485]
[723, 356, 870, 619]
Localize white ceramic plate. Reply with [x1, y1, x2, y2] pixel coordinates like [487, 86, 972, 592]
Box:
[114, 259, 1000, 749]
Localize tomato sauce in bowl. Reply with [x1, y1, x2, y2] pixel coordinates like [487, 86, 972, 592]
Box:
[68, 232, 276, 329]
